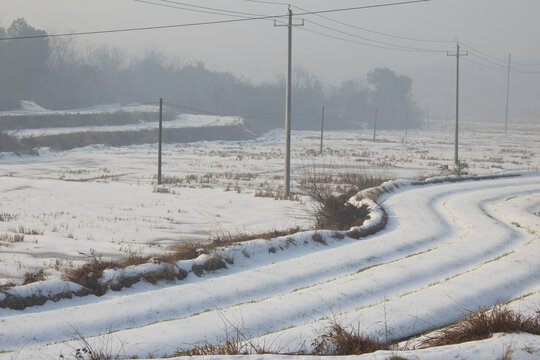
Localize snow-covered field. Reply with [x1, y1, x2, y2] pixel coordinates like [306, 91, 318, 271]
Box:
[0, 118, 539, 359]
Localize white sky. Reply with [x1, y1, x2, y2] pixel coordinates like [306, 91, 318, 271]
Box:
[2, 0, 540, 120]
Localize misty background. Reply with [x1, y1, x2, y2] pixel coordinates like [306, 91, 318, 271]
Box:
[1, 0, 540, 132]
[0, 18, 423, 130]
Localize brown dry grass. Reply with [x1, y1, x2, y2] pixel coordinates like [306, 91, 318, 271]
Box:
[22, 270, 46, 285]
[63, 257, 118, 296]
[311, 319, 393, 355]
[300, 168, 381, 230]
[418, 304, 540, 348]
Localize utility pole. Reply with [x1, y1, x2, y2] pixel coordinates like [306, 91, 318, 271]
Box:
[320, 105, 325, 154]
[157, 97, 163, 185]
[426, 108, 430, 129]
[373, 107, 378, 141]
[505, 53, 511, 133]
[447, 42, 468, 166]
[275, 9, 303, 200]
[404, 105, 409, 140]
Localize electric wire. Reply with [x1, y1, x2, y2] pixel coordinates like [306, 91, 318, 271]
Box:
[133, 0, 268, 19]
[0, 0, 431, 41]
[301, 18, 447, 53]
[140, 0, 445, 52]
[296, 24, 444, 53]
[290, 3, 453, 44]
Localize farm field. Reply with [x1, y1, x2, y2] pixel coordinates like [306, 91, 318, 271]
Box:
[0, 117, 539, 359]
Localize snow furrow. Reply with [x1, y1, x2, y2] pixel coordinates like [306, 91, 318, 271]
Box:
[1, 175, 539, 359]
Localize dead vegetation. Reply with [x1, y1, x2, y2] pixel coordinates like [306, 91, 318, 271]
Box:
[22, 270, 46, 285]
[418, 304, 540, 348]
[311, 318, 394, 355]
[300, 168, 383, 230]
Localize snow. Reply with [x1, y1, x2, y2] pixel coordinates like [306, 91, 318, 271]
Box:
[8, 113, 244, 138]
[0, 118, 539, 359]
[0, 100, 158, 117]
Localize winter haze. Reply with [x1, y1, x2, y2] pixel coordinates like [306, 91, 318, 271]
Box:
[2, 0, 540, 123]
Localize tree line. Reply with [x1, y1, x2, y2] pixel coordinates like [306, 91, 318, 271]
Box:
[0, 18, 422, 131]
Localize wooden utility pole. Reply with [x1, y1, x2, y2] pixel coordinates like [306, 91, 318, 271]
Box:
[447, 42, 468, 166]
[320, 105, 325, 154]
[505, 54, 511, 133]
[157, 97, 163, 185]
[373, 107, 378, 141]
[275, 9, 303, 199]
[405, 105, 409, 139]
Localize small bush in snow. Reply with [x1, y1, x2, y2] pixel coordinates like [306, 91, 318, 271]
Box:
[419, 304, 540, 348]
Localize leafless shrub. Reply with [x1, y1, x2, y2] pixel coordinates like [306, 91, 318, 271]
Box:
[175, 316, 268, 356]
[300, 167, 382, 230]
[63, 257, 117, 296]
[22, 270, 46, 285]
[141, 265, 178, 284]
[311, 318, 393, 355]
[418, 304, 540, 348]
[203, 254, 227, 272]
[312, 232, 327, 245]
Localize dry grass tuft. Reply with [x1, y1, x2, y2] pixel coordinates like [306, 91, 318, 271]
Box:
[300, 168, 376, 230]
[311, 319, 393, 355]
[22, 270, 46, 285]
[141, 265, 178, 284]
[312, 232, 327, 245]
[419, 304, 540, 348]
[63, 257, 117, 296]
[175, 318, 268, 356]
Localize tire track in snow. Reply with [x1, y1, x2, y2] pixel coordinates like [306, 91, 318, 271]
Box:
[2, 175, 539, 358]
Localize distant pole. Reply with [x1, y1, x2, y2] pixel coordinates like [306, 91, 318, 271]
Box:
[426, 108, 430, 129]
[284, 9, 292, 200]
[505, 53, 511, 133]
[157, 97, 163, 185]
[404, 105, 409, 139]
[275, 8, 303, 200]
[319, 105, 325, 154]
[448, 42, 468, 166]
[373, 107, 378, 141]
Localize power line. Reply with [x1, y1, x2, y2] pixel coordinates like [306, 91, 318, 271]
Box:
[134, 0, 268, 19]
[464, 53, 540, 74]
[140, 0, 443, 52]
[301, 18, 446, 53]
[0, 0, 431, 41]
[462, 41, 540, 68]
[297, 25, 445, 53]
[290, 3, 453, 44]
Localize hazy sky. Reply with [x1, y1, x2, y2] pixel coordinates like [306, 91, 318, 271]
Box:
[2, 0, 540, 120]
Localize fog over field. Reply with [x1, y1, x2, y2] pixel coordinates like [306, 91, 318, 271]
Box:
[1, 1, 539, 359]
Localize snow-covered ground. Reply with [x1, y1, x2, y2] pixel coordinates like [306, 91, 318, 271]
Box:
[0, 118, 539, 359]
[0, 100, 159, 117]
[7, 113, 244, 138]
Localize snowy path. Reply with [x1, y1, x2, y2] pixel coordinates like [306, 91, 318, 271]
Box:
[1, 175, 539, 359]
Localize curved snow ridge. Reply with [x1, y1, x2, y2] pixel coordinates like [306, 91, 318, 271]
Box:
[98, 199, 387, 291]
[354, 171, 522, 202]
[0, 172, 524, 309]
[0, 280, 91, 310]
[0, 197, 385, 311]
[1, 175, 538, 358]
